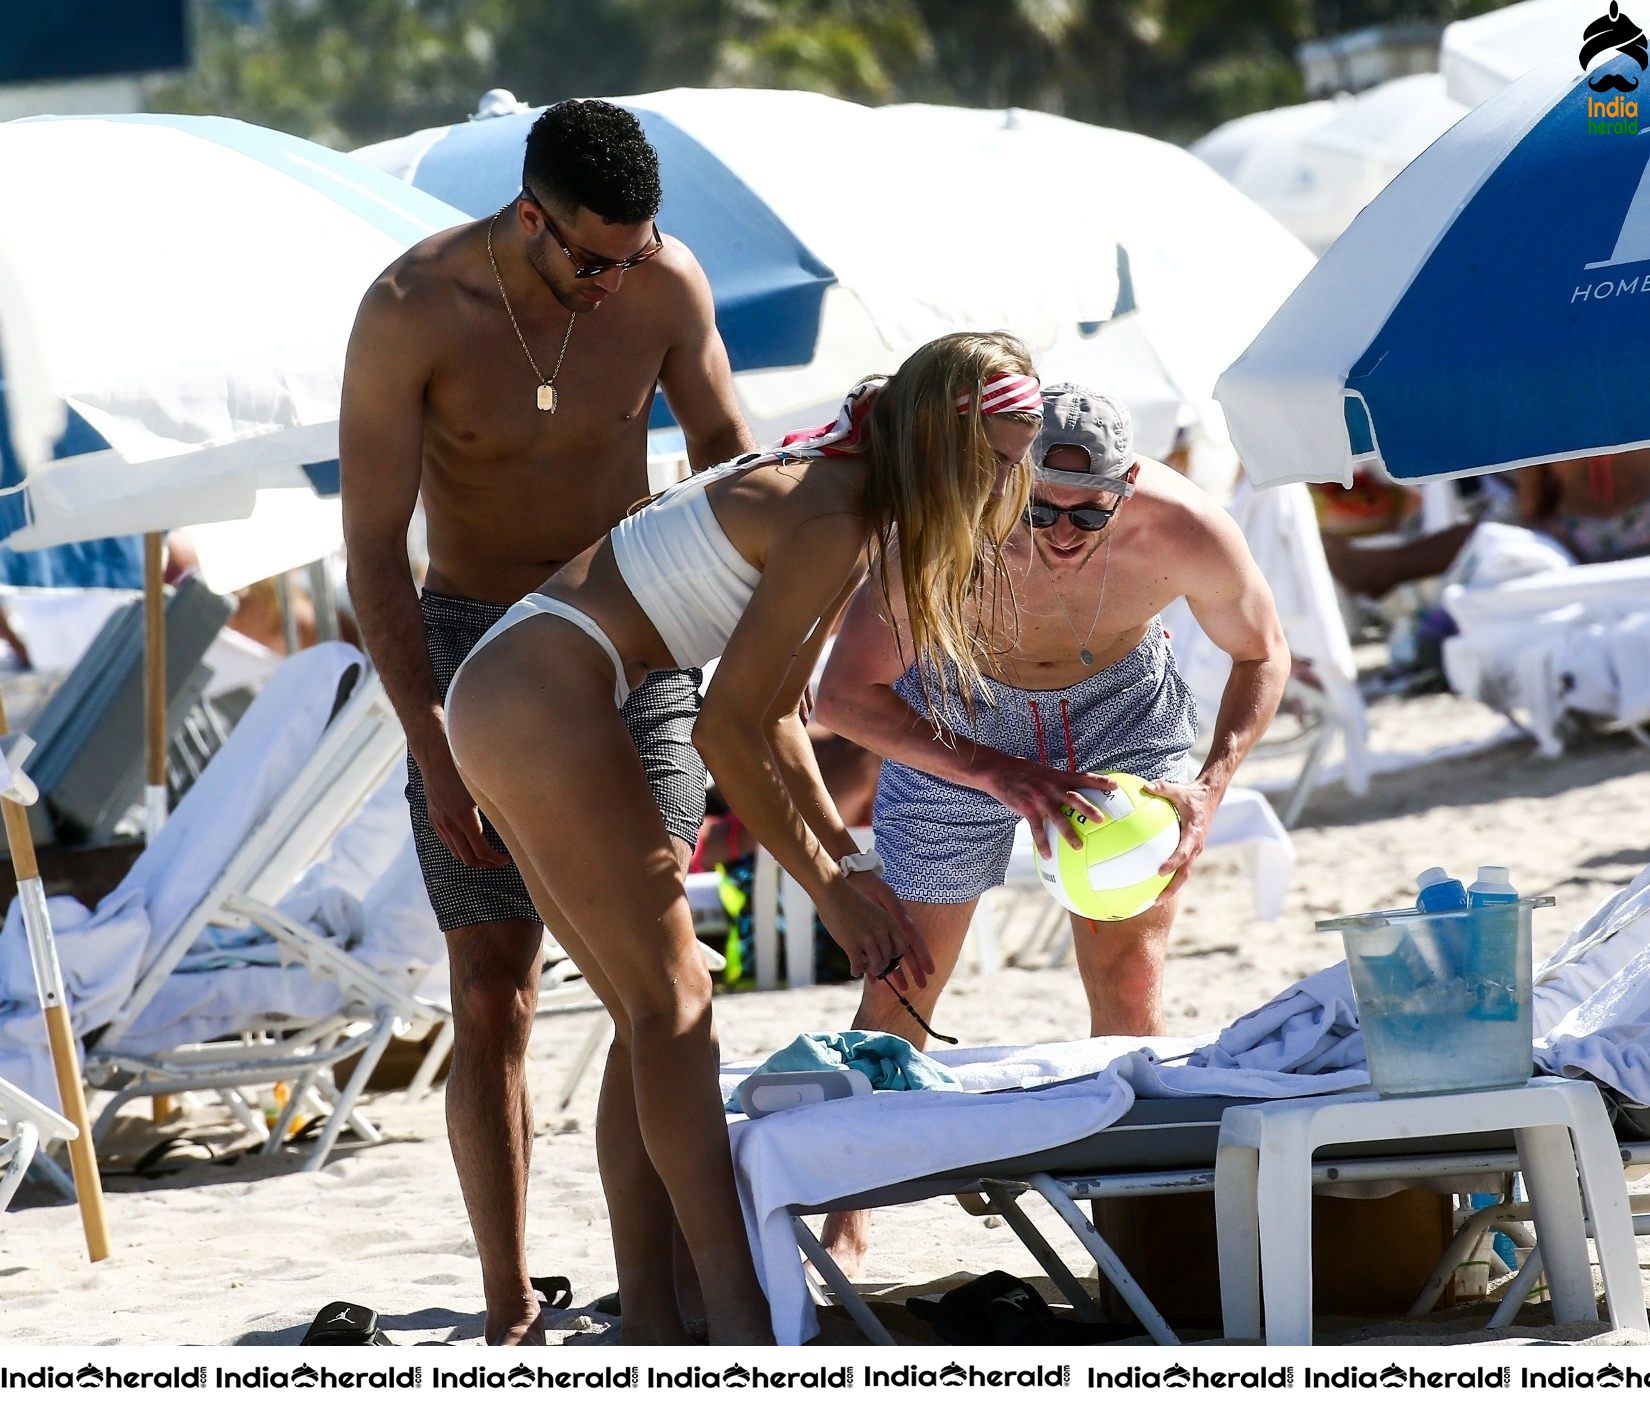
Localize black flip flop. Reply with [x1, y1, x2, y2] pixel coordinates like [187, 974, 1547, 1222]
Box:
[103, 1135, 243, 1180]
[530, 1275, 573, 1312]
[300, 1301, 392, 1345]
[907, 1271, 1132, 1345]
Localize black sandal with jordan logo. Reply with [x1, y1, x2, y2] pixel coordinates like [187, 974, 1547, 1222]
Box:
[300, 1301, 392, 1345]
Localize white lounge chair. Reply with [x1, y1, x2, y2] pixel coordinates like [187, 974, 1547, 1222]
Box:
[0, 1075, 76, 1214]
[1443, 557, 1650, 757]
[76, 646, 437, 1170]
[760, 1077, 1649, 1346]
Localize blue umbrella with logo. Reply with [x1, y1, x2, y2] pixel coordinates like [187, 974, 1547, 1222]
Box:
[1215, 41, 1650, 487]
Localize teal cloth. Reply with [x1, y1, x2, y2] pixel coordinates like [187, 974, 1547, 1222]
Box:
[726, 1030, 962, 1111]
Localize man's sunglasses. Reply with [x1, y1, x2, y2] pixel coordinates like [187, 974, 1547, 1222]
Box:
[1023, 500, 1119, 532]
[523, 190, 663, 279]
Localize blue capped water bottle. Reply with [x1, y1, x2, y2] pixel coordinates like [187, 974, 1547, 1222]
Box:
[1415, 867, 1467, 912]
[1468, 865, 1519, 1020]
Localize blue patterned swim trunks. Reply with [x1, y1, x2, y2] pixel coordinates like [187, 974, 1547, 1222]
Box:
[874, 618, 1198, 906]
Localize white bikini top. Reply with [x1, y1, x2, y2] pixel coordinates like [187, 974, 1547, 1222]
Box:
[609, 457, 764, 668]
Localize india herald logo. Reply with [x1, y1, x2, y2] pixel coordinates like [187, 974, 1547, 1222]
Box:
[1582, 2, 1648, 90]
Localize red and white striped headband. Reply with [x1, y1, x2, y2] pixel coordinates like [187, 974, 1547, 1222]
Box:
[957, 371, 1043, 417]
[780, 371, 1043, 459]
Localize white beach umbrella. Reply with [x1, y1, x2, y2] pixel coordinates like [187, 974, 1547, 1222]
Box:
[1192, 77, 1467, 255]
[643, 92, 1123, 433]
[1215, 56, 1650, 489]
[1292, 74, 1468, 233]
[0, 114, 468, 821]
[358, 89, 1128, 440]
[1441, 0, 1602, 107]
[1189, 98, 1350, 254]
[877, 104, 1314, 488]
[0, 114, 467, 547]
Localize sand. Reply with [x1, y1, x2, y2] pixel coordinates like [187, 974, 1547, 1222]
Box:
[4, 683, 1649, 1348]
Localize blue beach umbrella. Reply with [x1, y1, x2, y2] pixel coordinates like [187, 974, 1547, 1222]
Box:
[1215, 54, 1650, 487]
[354, 93, 836, 410]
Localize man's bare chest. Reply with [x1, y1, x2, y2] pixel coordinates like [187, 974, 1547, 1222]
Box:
[988, 543, 1177, 661]
[424, 310, 667, 466]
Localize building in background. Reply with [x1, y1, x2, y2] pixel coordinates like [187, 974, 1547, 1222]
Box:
[1298, 20, 1445, 97]
[0, 0, 190, 121]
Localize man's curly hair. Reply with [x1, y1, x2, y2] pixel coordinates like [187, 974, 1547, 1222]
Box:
[523, 99, 661, 225]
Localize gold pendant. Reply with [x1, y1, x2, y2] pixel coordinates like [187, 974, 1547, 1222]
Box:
[537, 383, 556, 413]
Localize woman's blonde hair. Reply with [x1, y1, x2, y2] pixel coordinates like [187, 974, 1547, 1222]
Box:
[862, 330, 1038, 724]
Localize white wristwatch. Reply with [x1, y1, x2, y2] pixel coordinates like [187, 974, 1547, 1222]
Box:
[837, 848, 885, 879]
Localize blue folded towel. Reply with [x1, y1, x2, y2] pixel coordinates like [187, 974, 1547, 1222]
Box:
[726, 1030, 962, 1111]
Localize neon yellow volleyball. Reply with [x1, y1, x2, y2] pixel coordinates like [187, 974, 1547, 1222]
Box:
[1033, 772, 1181, 922]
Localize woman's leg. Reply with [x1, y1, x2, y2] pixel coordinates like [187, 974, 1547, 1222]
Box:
[483, 807, 693, 1345]
[452, 634, 772, 1344]
[820, 897, 978, 1279]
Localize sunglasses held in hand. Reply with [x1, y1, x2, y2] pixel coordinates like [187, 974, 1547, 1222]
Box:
[879, 957, 958, 1045]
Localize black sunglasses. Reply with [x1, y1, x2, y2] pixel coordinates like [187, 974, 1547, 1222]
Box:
[523, 190, 663, 279]
[1023, 500, 1119, 532]
[879, 959, 958, 1045]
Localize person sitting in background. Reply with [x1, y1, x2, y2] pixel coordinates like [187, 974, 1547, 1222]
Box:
[1318, 452, 1650, 603]
[230, 576, 319, 655]
[0, 606, 31, 669]
[1518, 451, 1650, 565]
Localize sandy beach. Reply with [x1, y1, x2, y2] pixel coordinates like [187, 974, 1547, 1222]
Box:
[4, 681, 1649, 1348]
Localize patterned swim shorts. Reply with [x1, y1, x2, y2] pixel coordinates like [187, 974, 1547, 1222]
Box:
[407, 589, 707, 931]
[874, 618, 1198, 906]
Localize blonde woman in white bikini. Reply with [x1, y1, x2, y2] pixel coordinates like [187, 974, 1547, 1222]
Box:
[446, 331, 1044, 1345]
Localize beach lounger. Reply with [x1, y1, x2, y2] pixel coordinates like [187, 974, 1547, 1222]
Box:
[1442, 557, 1650, 757]
[74, 645, 437, 1170]
[0, 643, 432, 1169]
[0, 1076, 76, 1214]
[8, 576, 232, 849]
[776, 1082, 1649, 1346]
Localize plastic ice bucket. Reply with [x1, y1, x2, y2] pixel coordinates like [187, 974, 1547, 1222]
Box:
[1316, 897, 1553, 1097]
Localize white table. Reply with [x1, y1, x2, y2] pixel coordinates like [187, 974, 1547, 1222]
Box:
[1213, 1077, 1648, 1344]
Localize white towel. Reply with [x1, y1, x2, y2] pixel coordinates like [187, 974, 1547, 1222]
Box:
[1531, 862, 1650, 1105]
[119, 762, 443, 1056]
[729, 1039, 1145, 1343]
[1195, 962, 1364, 1076]
[1537, 939, 1650, 1107]
[1533, 863, 1650, 1035]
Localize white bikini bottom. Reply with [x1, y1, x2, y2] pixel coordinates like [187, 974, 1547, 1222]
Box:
[452, 592, 631, 709]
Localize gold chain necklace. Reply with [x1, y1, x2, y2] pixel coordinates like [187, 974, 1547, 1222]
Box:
[1041, 536, 1112, 668]
[487, 208, 576, 412]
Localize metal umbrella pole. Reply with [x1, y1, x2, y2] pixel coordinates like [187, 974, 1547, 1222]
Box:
[0, 697, 110, 1261]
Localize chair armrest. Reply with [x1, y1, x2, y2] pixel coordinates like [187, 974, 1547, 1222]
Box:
[220, 894, 439, 1027]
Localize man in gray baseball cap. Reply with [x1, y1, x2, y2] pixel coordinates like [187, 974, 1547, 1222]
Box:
[812, 380, 1289, 1277]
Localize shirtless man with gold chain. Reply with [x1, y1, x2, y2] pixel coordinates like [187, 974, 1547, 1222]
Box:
[341, 99, 753, 1344]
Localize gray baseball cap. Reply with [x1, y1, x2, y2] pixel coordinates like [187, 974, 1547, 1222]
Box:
[1033, 384, 1136, 494]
